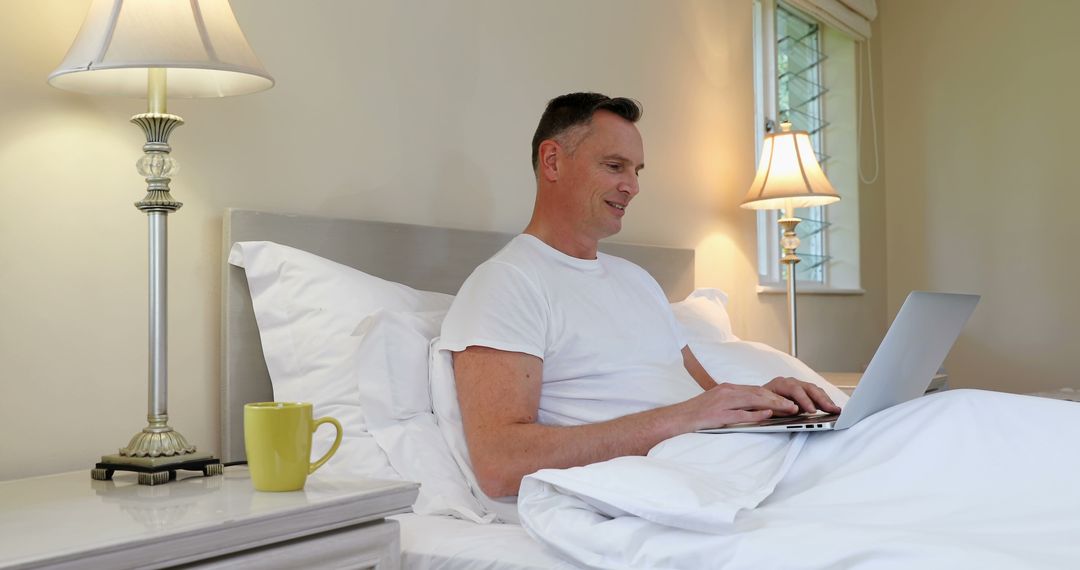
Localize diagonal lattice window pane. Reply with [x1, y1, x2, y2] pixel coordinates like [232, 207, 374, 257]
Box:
[777, 3, 828, 283]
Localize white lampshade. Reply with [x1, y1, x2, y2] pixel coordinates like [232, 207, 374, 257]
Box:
[741, 123, 840, 210]
[48, 0, 273, 98]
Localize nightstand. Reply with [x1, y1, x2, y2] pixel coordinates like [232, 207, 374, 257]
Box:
[823, 372, 949, 396]
[0, 466, 418, 570]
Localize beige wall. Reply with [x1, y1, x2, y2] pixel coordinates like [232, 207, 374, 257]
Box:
[879, 0, 1080, 393]
[0, 0, 884, 480]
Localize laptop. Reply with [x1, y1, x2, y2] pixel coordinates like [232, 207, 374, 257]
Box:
[696, 291, 979, 434]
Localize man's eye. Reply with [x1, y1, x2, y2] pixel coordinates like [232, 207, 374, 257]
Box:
[605, 163, 621, 171]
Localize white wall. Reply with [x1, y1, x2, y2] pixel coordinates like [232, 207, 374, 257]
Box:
[879, 0, 1080, 393]
[0, 0, 884, 480]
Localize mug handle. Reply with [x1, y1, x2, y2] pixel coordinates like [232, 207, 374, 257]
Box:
[309, 416, 343, 474]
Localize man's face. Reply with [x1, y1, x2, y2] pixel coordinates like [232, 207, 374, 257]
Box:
[557, 110, 644, 242]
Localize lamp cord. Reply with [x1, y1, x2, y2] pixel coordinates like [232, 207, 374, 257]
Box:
[857, 38, 880, 185]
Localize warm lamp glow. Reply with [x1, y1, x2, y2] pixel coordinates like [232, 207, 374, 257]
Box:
[48, 0, 273, 98]
[741, 123, 840, 211]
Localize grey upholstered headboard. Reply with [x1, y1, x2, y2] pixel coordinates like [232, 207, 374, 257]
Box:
[220, 209, 695, 462]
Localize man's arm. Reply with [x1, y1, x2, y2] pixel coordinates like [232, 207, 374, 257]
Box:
[682, 345, 718, 390]
[454, 345, 805, 498]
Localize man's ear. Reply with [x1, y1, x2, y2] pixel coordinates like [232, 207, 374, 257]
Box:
[538, 139, 560, 182]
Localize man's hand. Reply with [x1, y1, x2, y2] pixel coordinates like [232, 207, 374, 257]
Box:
[676, 378, 842, 430]
[676, 382, 800, 430]
[762, 376, 842, 415]
[680, 347, 840, 420]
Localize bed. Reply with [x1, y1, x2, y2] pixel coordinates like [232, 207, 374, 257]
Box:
[220, 208, 694, 569]
[221, 209, 1080, 570]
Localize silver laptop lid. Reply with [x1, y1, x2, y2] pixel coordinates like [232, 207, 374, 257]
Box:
[834, 291, 979, 429]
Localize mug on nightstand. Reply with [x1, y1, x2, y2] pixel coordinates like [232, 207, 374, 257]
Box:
[243, 402, 342, 492]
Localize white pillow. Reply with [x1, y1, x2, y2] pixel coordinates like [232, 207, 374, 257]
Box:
[353, 310, 493, 523]
[430, 341, 521, 523]
[671, 287, 844, 402]
[228, 241, 453, 479]
[671, 288, 737, 343]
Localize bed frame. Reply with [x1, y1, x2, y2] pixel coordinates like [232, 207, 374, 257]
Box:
[220, 209, 695, 463]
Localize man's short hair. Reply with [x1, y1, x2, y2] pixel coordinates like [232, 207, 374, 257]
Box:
[531, 92, 642, 172]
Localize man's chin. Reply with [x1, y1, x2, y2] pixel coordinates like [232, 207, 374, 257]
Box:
[584, 220, 623, 244]
[600, 222, 622, 239]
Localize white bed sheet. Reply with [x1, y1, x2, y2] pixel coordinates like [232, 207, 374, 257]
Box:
[517, 390, 1080, 569]
[395, 513, 579, 570]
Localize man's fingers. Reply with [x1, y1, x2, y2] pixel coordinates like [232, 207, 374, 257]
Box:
[744, 387, 798, 414]
[791, 390, 818, 413]
[712, 383, 797, 414]
[763, 377, 844, 414]
[759, 378, 811, 413]
[790, 381, 841, 413]
[774, 379, 818, 413]
[727, 409, 773, 425]
[809, 384, 842, 413]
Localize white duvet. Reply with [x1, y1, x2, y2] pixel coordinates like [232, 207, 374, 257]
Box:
[518, 390, 1080, 569]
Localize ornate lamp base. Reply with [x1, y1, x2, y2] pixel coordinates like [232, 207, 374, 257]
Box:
[92, 452, 222, 486]
[90, 416, 222, 485]
[91, 423, 222, 486]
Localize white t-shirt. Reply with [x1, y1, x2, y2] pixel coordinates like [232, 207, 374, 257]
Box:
[439, 234, 703, 426]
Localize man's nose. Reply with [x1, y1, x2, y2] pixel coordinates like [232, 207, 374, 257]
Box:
[620, 176, 640, 198]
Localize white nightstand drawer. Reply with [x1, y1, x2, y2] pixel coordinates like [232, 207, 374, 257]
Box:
[189, 519, 401, 570]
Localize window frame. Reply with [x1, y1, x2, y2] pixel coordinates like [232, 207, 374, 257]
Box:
[752, 0, 864, 295]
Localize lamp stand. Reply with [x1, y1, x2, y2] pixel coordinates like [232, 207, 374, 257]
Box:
[779, 204, 802, 358]
[91, 69, 221, 486]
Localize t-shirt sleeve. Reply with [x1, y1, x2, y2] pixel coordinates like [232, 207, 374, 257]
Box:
[438, 260, 548, 359]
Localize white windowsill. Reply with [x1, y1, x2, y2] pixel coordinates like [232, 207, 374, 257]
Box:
[757, 284, 866, 296]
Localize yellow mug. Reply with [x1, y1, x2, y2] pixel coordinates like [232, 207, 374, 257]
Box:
[243, 402, 342, 492]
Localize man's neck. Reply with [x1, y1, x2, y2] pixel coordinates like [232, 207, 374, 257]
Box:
[522, 218, 599, 260]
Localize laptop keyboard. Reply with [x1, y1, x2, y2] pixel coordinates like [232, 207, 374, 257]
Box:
[730, 413, 840, 428]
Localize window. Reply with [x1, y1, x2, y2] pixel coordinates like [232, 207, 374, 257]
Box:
[753, 0, 862, 293]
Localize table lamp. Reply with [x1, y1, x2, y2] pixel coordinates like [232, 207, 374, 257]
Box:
[48, 0, 273, 485]
[741, 122, 840, 358]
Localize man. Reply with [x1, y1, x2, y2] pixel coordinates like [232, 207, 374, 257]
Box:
[439, 93, 840, 498]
